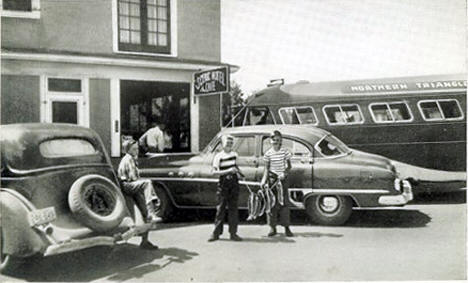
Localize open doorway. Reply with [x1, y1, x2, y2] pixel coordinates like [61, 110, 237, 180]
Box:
[120, 80, 190, 153]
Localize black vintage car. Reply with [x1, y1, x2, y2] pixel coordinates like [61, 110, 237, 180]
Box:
[138, 125, 413, 225]
[0, 123, 151, 274]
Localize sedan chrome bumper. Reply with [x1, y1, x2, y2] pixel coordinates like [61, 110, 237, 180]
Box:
[378, 179, 413, 205]
[43, 222, 152, 256]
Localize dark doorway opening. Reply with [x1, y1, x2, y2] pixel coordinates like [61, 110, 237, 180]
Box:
[120, 80, 190, 153]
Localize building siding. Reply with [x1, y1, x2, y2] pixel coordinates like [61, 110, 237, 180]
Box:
[1, 1, 113, 53]
[178, 0, 221, 61]
[1, 75, 40, 124]
[198, 95, 220, 149]
[89, 78, 112, 152]
[2, 0, 221, 62]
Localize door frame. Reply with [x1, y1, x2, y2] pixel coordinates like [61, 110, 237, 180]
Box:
[41, 76, 89, 127]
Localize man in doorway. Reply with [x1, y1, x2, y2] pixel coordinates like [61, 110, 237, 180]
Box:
[118, 139, 160, 249]
[139, 119, 165, 153]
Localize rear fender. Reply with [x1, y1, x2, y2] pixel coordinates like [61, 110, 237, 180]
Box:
[0, 190, 47, 257]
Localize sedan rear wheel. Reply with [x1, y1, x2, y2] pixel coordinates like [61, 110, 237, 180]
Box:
[0, 226, 22, 274]
[305, 195, 352, 226]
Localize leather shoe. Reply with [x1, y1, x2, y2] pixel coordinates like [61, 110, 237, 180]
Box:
[139, 241, 159, 250]
[285, 227, 294, 237]
[208, 235, 219, 242]
[267, 228, 277, 237]
[230, 234, 243, 241]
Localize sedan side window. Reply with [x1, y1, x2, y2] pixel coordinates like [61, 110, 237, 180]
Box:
[233, 136, 256, 156]
[314, 135, 348, 157]
[262, 137, 311, 157]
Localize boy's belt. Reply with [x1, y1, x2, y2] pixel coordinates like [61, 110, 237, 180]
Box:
[221, 173, 237, 180]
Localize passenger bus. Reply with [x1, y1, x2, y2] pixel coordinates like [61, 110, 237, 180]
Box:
[229, 74, 466, 188]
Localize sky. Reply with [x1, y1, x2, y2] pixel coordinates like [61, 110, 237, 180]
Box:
[220, 0, 467, 95]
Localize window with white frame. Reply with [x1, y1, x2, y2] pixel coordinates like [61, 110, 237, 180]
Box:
[44, 77, 88, 126]
[369, 102, 412, 123]
[279, 106, 318, 125]
[1, 0, 40, 18]
[418, 99, 464, 121]
[118, 0, 171, 54]
[323, 104, 364, 125]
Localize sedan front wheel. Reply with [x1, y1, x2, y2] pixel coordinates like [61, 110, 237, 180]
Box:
[305, 195, 353, 226]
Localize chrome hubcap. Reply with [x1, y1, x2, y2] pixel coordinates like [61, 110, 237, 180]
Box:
[319, 196, 340, 213]
[84, 184, 116, 216]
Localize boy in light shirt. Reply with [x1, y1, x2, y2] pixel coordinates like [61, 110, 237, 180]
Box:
[260, 130, 293, 237]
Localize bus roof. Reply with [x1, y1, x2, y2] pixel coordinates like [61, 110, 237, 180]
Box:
[248, 73, 467, 105]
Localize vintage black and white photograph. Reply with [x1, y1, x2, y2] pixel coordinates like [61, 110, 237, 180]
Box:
[0, 0, 466, 281]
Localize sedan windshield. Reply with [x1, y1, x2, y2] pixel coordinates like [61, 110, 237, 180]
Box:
[315, 134, 350, 157]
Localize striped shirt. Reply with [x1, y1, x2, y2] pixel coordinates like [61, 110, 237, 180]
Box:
[212, 151, 238, 171]
[118, 153, 139, 182]
[263, 148, 292, 175]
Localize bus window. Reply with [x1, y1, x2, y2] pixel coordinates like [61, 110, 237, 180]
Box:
[279, 108, 299, 124]
[418, 99, 464, 121]
[390, 103, 412, 121]
[244, 107, 275, 125]
[439, 100, 463, 119]
[370, 102, 412, 123]
[297, 107, 318, 124]
[323, 104, 364, 125]
[279, 106, 318, 125]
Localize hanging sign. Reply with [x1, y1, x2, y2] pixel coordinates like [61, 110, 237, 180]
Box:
[193, 66, 230, 96]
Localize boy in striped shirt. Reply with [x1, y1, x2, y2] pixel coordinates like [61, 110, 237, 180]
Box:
[260, 130, 294, 237]
[208, 134, 244, 242]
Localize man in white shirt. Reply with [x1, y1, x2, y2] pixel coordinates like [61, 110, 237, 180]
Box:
[139, 121, 165, 153]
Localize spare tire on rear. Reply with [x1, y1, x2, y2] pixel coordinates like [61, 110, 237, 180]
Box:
[68, 174, 127, 232]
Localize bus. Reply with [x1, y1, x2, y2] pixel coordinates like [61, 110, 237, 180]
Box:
[229, 74, 466, 190]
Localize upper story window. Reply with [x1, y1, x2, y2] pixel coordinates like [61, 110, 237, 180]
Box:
[279, 106, 318, 125]
[323, 104, 364, 125]
[369, 102, 413, 123]
[418, 99, 464, 121]
[1, 0, 40, 19]
[118, 0, 171, 54]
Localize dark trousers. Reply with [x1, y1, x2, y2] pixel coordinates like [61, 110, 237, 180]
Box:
[213, 174, 239, 236]
[267, 175, 290, 228]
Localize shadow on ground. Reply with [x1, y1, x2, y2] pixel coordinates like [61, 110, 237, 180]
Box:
[10, 245, 198, 282]
[412, 190, 466, 204]
[345, 209, 431, 228]
[171, 206, 432, 229]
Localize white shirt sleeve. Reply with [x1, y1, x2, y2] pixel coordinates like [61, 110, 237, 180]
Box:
[212, 152, 221, 171]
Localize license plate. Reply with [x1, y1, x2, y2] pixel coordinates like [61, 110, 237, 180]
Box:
[28, 207, 57, 226]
